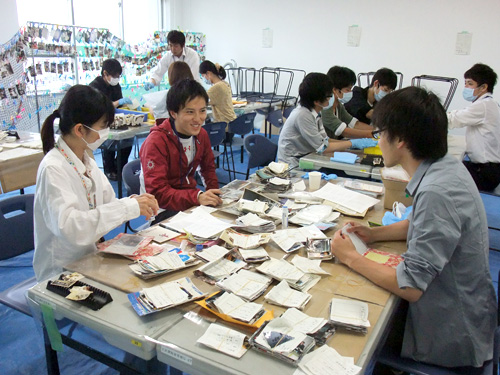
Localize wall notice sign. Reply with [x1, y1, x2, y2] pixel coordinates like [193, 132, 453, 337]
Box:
[347, 25, 361, 47]
[455, 31, 472, 55]
[262, 28, 273, 48]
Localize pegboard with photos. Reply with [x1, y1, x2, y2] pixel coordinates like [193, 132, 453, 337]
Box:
[0, 22, 206, 132]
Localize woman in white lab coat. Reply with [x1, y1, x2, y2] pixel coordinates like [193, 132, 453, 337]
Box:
[33, 85, 159, 281]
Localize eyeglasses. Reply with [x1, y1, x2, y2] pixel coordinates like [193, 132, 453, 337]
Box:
[371, 129, 382, 139]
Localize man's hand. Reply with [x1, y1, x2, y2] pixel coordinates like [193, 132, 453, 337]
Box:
[133, 193, 159, 220]
[343, 221, 374, 243]
[331, 230, 362, 267]
[198, 189, 223, 206]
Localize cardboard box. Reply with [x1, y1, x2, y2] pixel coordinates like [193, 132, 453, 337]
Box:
[381, 176, 413, 209]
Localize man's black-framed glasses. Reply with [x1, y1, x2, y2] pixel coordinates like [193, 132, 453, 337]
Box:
[371, 129, 382, 139]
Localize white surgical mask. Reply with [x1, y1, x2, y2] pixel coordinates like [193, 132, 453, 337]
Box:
[323, 96, 334, 109]
[374, 86, 388, 102]
[462, 87, 477, 102]
[202, 76, 211, 85]
[339, 91, 353, 104]
[82, 125, 109, 151]
[109, 77, 120, 86]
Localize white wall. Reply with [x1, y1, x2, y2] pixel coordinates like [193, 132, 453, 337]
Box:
[0, 0, 20, 43]
[176, 0, 500, 111]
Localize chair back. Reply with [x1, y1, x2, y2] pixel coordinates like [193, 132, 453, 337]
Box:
[228, 112, 257, 136]
[203, 121, 227, 148]
[283, 105, 296, 119]
[244, 134, 278, 170]
[122, 159, 141, 196]
[0, 194, 34, 260]
[266, 109, 284, 129]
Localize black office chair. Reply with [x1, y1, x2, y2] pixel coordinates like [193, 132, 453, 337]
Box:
[122, 159, 142, 233]
[244, 134, 278, 179]
[203, 121, 229, 171]
[226, 112, 257, 180]
[122, 158, 141, 197]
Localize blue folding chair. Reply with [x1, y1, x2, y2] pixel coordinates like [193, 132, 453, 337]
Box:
[244, 134, 278, 179]
[226, 112, 257, 180]
[283, 105, 296, 119]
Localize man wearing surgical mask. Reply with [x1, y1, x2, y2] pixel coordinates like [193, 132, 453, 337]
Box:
[345, 67, 397, 124]
[321, 66, 374, 140]
[89, 59, 133, 181]
[448, 63, 500, 191]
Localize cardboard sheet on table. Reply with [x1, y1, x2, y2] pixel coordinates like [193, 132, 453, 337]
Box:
[330, 267, 391, 306]
[195, 292, 274, 329]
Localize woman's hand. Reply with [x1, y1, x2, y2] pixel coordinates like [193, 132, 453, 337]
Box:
[133, 193, 159, 220]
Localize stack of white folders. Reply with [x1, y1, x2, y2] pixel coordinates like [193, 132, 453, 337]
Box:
[329, 298, 370, 334]
[216, 269, 272, 301]
[256, 258, 321, 292]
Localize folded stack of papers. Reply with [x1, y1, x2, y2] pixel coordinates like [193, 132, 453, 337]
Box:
[194, 245, 230, 262]
[217, 269, 272, 301]
[238, 199, 269, 214]
[329, 298, 370, 334]
[266, 177, 292, 193]
[129, 248, 199, 279]
[97, 233, 162, 260]
[265, 280, 311, 309]
[220, 228, 271, 249]
[235, 212, 276, 233]
[249, 316, 316, 365]
[291, 256, 330, 275]
[197, 323, 249, 359]
[268, 161, 289, 176]
[256, 258, 320, 292]
[312, 183, 380, 217]
[343, 180, 384, 196]
[209, 291, 266, 324]
[296, 345, 361, 375]
[194, 255, 246, 283]
[138, 225, 180, 243]
[290, 204, 340, 226]
[128, 277, 205, 316]
[238, 247, 270, 263]
[271, 225, 327, 253]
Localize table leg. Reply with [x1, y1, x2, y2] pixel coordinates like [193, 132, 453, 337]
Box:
[117, 144, 123, 199]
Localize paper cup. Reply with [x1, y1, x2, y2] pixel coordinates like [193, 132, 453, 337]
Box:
[309, 171, 322, 191]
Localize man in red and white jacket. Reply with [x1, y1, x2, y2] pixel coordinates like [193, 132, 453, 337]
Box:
[140, 79, 222, 221]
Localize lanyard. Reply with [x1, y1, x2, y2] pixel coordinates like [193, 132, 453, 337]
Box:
[55, 144, 95, 210]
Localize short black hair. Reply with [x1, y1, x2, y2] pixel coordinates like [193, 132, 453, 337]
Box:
[167, 79, 209, 120]
[370, 68, 397, 90]
[464, 63, 498, 94]
[299, 73, 333, 110]
[326, 66, 356, 90]
[101, 58, 122, 77]
[167, 30, 186, 47]
[372, 86, 447, 161]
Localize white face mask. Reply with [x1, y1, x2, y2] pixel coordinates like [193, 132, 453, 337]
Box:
[323, 96, 334, 110]
[339, 91, 353, 104]
[82, 125, 109, 151]
[108, 77, 120, 86]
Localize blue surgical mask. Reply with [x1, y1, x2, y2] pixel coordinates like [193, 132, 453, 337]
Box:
[374, 86, 388, 102]
[339, 91, 353, 104]
[202, 76, 211, 85]
[323, 96, 334, 110]
[462, 87, 477, 102]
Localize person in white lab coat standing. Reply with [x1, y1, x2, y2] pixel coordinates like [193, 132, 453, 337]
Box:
[144, 30, 201, 90]
[33, 85, 159, 281]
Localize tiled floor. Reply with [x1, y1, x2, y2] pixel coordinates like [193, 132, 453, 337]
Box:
[1, 137, 499, 374]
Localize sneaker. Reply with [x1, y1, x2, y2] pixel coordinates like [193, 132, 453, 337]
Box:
[105, 172, 117, 181]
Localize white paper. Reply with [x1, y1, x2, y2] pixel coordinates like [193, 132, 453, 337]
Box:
[214, 292, 263, 322]
[265, 280, 311, 308]
[197, 323, 248, 358]
[198, 258, 246, 280]
[455, 31, 472, 55]
[196, 245, 229, 262]
[312, 183, 379, 214]
[218, 269, 271, 300]
[257, 258, 304, 282]
[139, 226, 179, 243]
[347, 25, 362, 47]
[341, 224, 368, 255]
[281, 308, 327, 334]
[269, 177, 290, 186]
[269, 161, 288, 174]
[143, 278, 199, 309]
[239, 247, 269, 262]
[163, 210, 233, 238]
[255, 317, 306, 354]
[238, 199, 269, 214]
[293, 180, 307, 192]
[143, 251, 185, 270]
[298, 345, 361, 375]
[272, 225, 326, 253]
[292, 256, 330, 275]
[330, 298, 370, 328]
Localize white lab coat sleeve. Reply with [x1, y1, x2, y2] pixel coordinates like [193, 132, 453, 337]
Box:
[187, 49, 201, 82]
[448, 101, 486, 129]
[38, 165, 140, 247]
